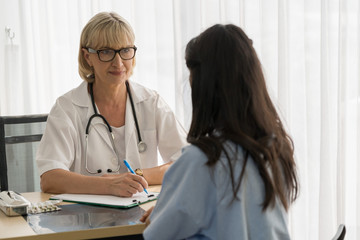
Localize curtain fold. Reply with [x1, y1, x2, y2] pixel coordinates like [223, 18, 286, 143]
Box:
[0, 0, 359, 239]
[4, 44, 23, 114]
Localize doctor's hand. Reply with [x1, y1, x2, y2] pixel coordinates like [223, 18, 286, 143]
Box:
[101, 172, 149, 197]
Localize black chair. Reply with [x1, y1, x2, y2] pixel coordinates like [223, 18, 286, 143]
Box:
[332, 224, 346, 240]
[0, 114, 48, 192]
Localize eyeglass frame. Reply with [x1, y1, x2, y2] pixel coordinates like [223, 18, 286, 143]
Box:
[87, 46, 137, 62]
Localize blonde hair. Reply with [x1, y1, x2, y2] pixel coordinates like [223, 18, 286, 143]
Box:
[78, 12, 136, 82]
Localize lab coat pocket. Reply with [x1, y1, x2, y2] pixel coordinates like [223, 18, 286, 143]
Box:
[140, 129, 159, 168]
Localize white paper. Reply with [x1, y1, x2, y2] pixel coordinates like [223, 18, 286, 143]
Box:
[50, 192, 159, 208]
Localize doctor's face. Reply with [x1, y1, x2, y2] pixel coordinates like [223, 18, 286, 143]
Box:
[83, 44, 135, 86]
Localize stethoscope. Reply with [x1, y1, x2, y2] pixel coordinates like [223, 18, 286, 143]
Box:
[84, 80, 147, 174]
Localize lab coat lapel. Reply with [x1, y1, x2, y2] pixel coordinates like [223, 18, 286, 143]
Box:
[125, 85, 141, 168]
[88, 117, 114, 152]
[84, 90, 114, 152]
[72, 81, 114, 151]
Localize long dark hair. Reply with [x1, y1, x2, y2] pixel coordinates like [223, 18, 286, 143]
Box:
[185, 24, 298, 211]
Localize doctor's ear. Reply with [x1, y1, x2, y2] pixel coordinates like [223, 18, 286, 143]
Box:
[82, 48, 93, 66]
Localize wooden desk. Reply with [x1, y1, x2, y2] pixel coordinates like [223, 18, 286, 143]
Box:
[0, 186, 160, 240]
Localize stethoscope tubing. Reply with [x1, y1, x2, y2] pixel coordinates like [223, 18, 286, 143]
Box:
[125, 81, 147, 153]
[85, 80, 146, 174]
[125, 81, 142, 144]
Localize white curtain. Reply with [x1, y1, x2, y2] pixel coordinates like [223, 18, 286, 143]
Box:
[0, 0, 359, 239]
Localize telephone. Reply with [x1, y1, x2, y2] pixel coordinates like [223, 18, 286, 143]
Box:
[0, 191, 30, 216]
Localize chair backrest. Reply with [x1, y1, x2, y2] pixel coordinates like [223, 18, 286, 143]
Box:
[332, 224, 346, 240]
[0, 114, 48, 192]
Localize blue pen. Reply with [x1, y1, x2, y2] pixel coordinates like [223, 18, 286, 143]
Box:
[123, 160, 149, 194]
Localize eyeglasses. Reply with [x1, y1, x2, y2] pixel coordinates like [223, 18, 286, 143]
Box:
[87, 46, 137, 62]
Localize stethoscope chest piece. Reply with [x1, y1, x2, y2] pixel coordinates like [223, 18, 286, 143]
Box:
[138, 141, 147, 153]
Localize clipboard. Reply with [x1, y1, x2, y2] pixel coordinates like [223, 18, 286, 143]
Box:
[50, 192, 159, 209]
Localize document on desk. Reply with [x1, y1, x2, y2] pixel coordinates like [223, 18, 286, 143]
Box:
[50, 192, 159, 209]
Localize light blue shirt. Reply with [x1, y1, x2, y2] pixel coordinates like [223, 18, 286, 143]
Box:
[143, 143, 291, 240]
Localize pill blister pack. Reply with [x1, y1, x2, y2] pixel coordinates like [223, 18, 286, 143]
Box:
[27, 200, 62, 214]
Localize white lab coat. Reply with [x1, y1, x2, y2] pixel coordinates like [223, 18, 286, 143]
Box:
[36, 81, 188, 176]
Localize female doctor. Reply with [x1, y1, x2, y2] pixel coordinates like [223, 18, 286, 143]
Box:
[36, 12, 187, 197]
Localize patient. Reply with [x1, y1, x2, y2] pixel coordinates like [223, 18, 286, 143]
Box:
[140, 24, 299, 239]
